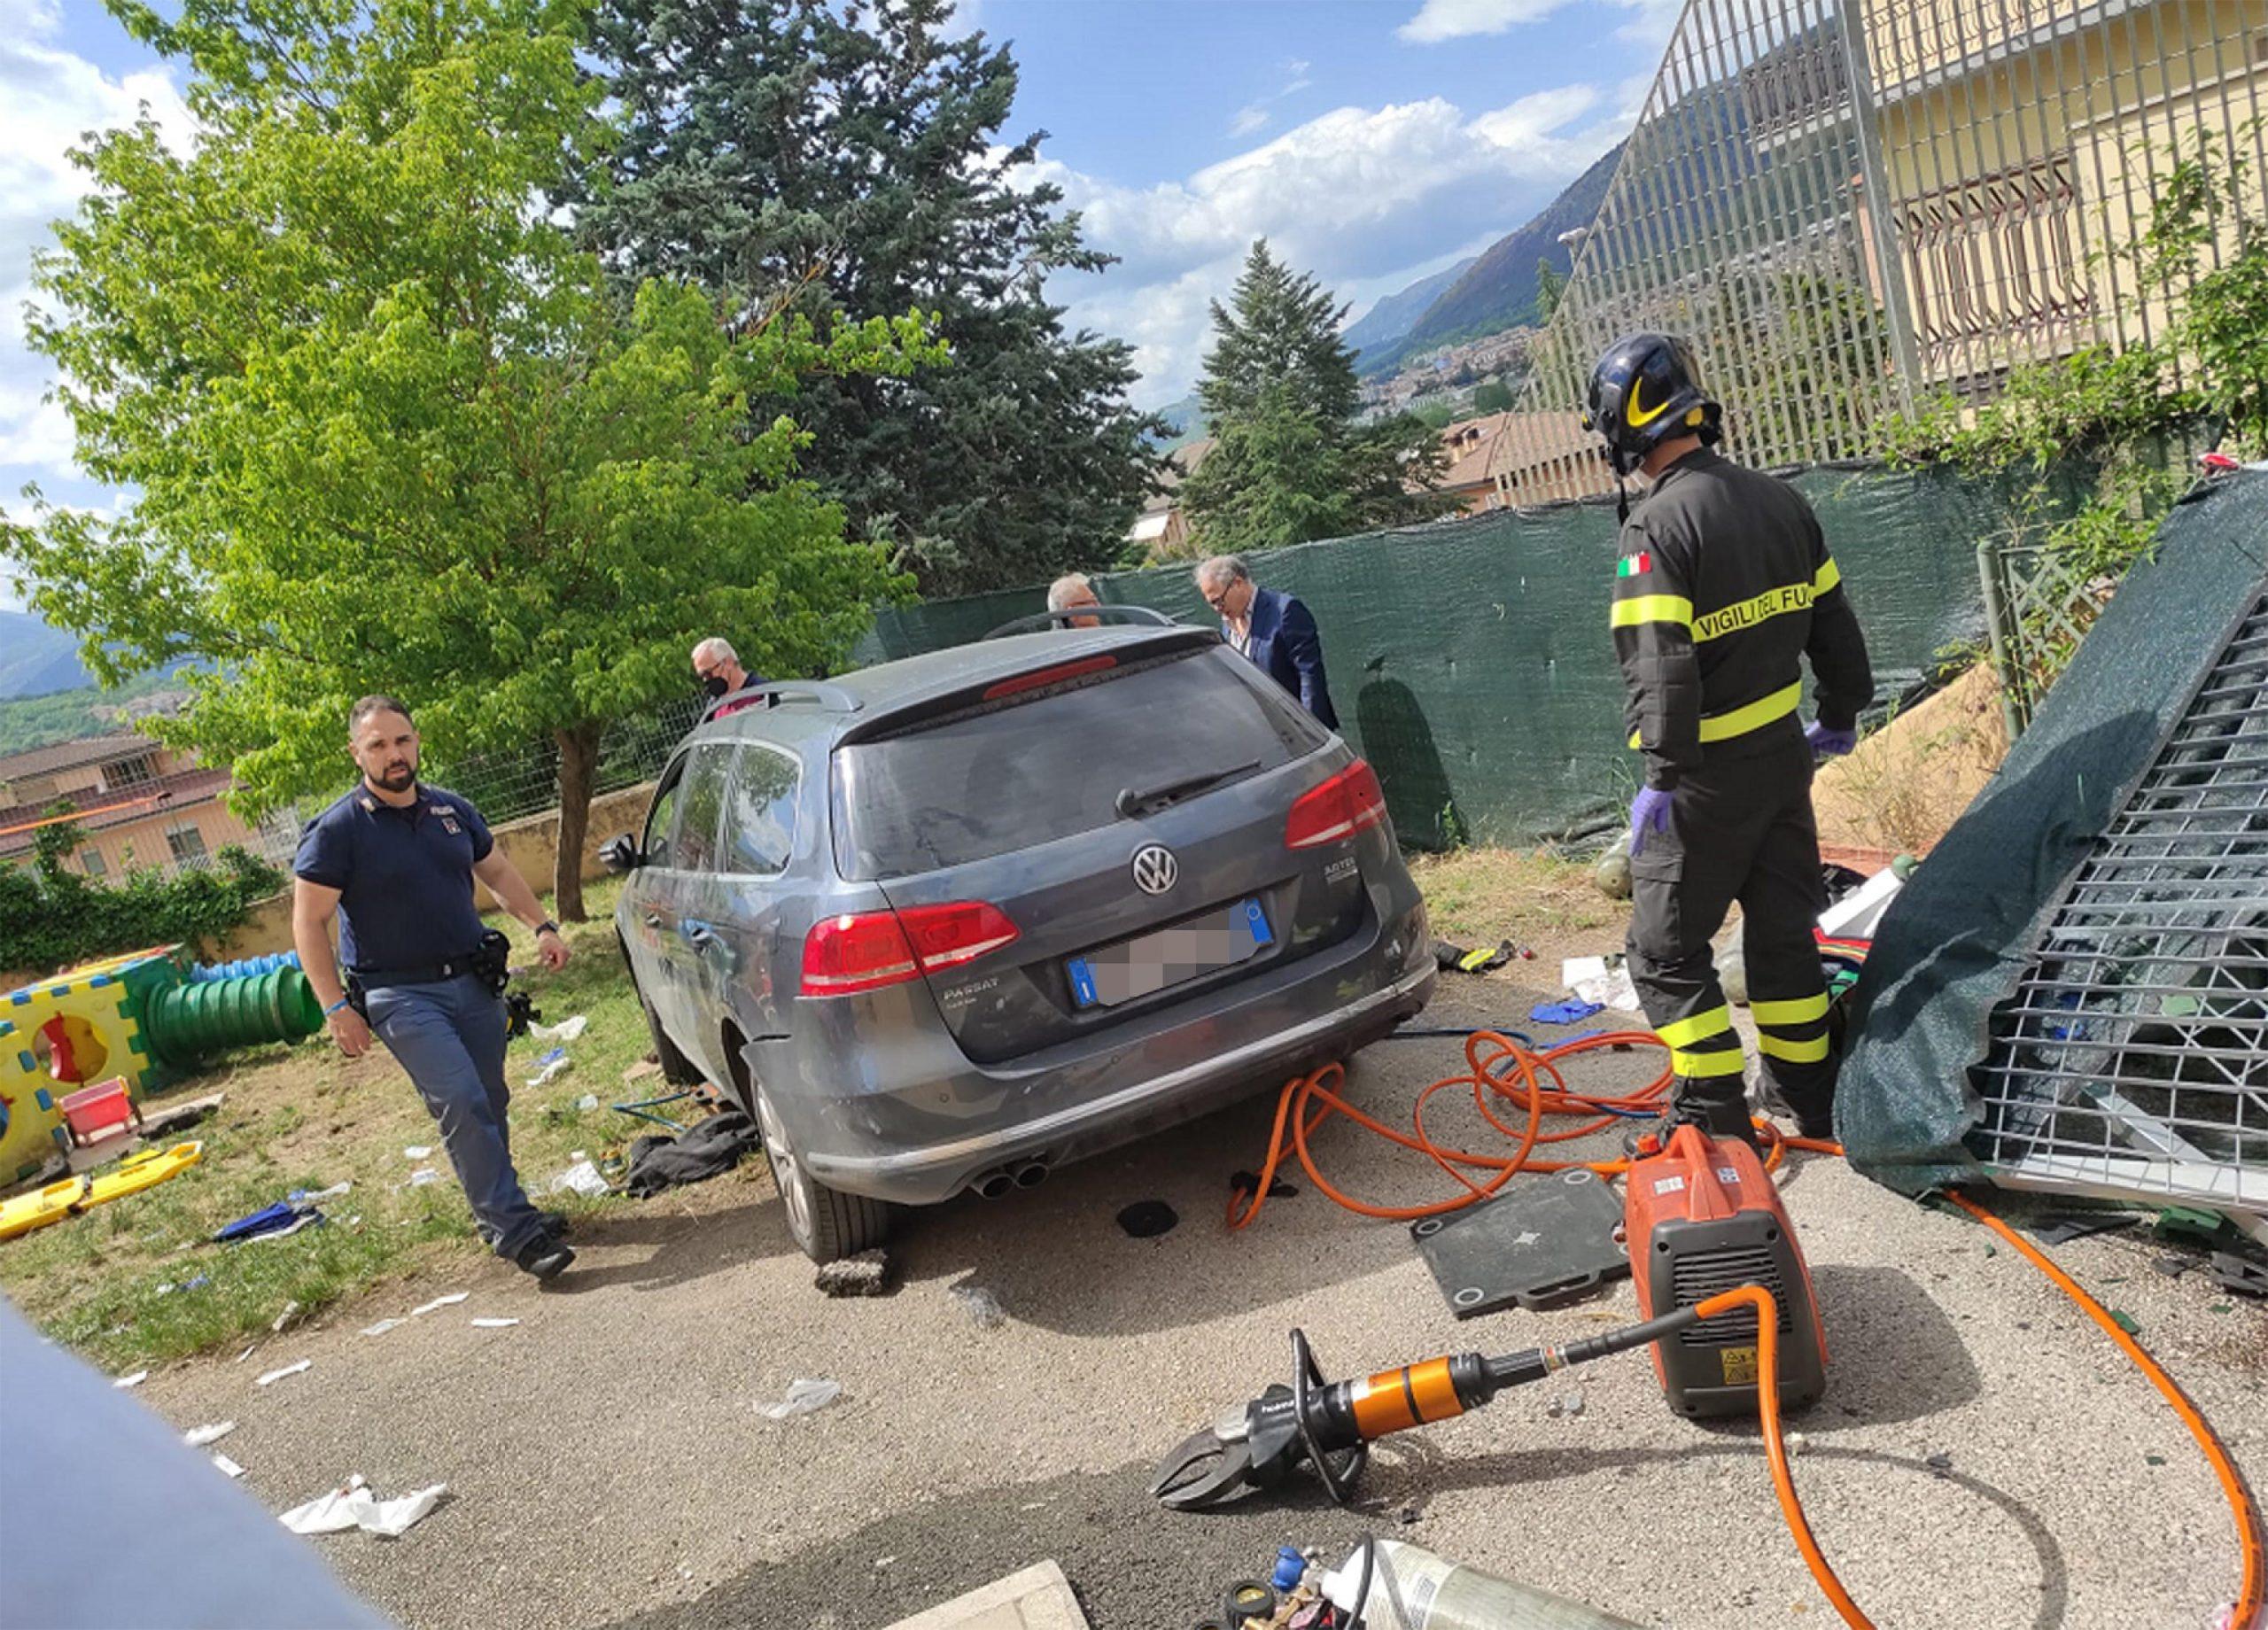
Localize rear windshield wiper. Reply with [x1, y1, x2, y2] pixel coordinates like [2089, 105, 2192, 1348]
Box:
[1116, 760, 1262, 819]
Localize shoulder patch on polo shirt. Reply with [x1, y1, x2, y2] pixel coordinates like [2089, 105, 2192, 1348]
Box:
[1616, 551, 1652, 578]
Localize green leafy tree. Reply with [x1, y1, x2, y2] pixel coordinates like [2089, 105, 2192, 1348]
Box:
[1182, 242, 1453, 553]
[1534, 257, 1566, 322]
[1472, 377, 1515, 414]
[3, 0, 938, 920]
[576, 0, 1161, 596]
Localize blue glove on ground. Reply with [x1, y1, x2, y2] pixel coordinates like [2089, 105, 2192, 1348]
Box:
[1805, 718, 1859, 758]
[1628, 786, 1673, 858]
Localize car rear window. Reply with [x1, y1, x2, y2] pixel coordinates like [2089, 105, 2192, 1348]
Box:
[833, 648, 1328, 880]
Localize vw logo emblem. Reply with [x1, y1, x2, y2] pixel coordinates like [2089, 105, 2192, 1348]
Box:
[1131, 844, 1179, 896]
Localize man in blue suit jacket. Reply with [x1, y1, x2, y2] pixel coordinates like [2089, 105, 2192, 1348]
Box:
[1195, 555, 1338, 729]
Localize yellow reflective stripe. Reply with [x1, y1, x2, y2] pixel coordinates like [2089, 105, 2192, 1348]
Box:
[1759, 1030, 1831, 1064]
[1670, 1045, 1748, 1079]
[1697, 681, 1803, 743]
[1655, 1005, 1732, 1048]
[1751, 992, 1829, 1026]
[1610, 594, 1694, 631]
[1693, 583, 1813, 642]
[1813, 556, 1841, 596]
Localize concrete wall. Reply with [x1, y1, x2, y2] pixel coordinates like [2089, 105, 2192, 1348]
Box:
[193, 779, 659, 964]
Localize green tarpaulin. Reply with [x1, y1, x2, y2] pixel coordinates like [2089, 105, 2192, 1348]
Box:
[856, 467, 2029, 848]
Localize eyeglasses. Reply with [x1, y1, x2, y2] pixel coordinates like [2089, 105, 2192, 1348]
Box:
[1203, 586, 1237, 611]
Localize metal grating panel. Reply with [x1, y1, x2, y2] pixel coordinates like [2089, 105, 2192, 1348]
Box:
[1973, 588, 2268, 1213]
[1670, 1245, 1796, 1343]
[1484, 0, 2268, 508]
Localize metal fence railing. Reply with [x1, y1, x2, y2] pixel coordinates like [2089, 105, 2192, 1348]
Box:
[1974, 535, 2117, 737]
[1486, 0, 2268, 507]
[435, 696, 703, 827]
[10, 697, 703, 890]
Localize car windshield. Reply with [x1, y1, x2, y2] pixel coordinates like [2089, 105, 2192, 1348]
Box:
[834, 648, 1325, 880]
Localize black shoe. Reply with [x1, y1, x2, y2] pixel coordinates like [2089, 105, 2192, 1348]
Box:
[538, 1209, 571, 1238]
[513, 1234, 575, 1281]
[1758, 1083, 1835, 1140]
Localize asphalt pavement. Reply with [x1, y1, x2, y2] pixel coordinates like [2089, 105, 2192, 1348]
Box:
[129, 977, 2266, 1629]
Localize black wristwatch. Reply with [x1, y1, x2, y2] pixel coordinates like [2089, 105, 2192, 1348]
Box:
[536, 920, 561, 938]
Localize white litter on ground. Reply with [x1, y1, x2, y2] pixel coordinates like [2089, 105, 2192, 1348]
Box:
[404, 1146, 433, 1160]
[278, 1474, 447, 1538]
[1561, 955, 1641, 1012]
[213, 1453, 246, 1479]
[524, 1051, 572, 1089]
[271, 1300, 302, 1333]
[246, 1212, 324, 1243]
[294, 1181, 353, 1203]
[548, 1159, 608, 1198]
[470, 1317, 520, 1329]
[255, 1359, 312, 1387]
[401, 1168, 440, 1189]
[759, 1378, 843, 1421]
[113, 1370, 149, 1389]
[235, 1346, 256, 1364]
[530, 1014, 588, 1044]
[184, 1422, 237, 1448]
[361, 1318, 404, 1338]
[410, 1292, 469, 1316]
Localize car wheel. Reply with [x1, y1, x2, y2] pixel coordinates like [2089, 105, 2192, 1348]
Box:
[753, 1085, 889, 1263]
[620, 938, 702, 1087]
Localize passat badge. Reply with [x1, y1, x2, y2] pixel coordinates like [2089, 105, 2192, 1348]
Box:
[1131, 844, 1178, 896]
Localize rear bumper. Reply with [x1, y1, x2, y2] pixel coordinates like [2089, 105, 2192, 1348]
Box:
[798, 959, 1434, 1205]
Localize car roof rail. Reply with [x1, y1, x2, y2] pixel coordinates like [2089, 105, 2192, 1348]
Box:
[700, 682, 865, 725]
[982, 604, 1182, 640]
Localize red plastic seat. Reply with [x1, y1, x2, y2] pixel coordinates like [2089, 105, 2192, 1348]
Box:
[59, 1078, 140, 1148]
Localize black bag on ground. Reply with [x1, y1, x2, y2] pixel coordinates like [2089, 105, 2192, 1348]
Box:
[623, 1109, 761, 1198]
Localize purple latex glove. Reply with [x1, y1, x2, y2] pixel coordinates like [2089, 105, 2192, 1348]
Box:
[1805, 718, 1859, 758]
[1628, 787, 1673, 858]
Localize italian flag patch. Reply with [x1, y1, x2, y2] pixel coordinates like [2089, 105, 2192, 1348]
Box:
[1617, 552, 1651, 578]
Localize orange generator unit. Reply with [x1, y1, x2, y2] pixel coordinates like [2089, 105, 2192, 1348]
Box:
[1624, 1122, 1829, 1417]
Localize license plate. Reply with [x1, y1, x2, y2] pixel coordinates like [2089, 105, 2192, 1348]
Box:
[1067, 897, 1274, 1010]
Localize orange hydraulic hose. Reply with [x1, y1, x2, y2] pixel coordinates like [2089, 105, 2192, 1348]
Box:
[1696, 1284, 1874, 1630]
[1948, 1191, 2267, 1630]
[1226, 1028, 1814, 1230]
[1228, 1038, 2264, 1628]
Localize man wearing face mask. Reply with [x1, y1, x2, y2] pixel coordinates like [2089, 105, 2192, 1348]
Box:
[1586, 333, 1873, 1149]
[692, 636, 771, 718]
[291, 695, 576, 1281]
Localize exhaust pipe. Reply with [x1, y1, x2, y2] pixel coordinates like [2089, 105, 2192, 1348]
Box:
[1011, 1158, 1049, 1190]
[973, 1168, 1015, 1199]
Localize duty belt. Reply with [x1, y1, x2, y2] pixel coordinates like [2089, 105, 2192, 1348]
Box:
[351, 952, 484, 990]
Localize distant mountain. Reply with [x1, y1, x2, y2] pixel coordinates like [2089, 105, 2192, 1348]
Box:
[1363, 141, 1626, 377]
[1343, 255, 1479, 369]
[1147, 392, 1208, 450]
[0, 610, 94, 699]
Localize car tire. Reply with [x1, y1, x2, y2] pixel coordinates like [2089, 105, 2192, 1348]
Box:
[620, 938, 703, 1087]
[753, 1085, 889, 1263]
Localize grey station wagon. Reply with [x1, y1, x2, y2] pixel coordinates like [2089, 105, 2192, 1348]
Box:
[608, 617, 1434, 1261]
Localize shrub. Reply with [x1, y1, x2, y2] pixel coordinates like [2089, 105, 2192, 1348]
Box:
[0, 806, 283, 974]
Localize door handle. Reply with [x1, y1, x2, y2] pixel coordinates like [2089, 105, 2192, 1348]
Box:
[643, 912, 664, 929]
[684, 920, 721, 951]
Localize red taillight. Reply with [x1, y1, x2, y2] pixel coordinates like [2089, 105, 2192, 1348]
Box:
[1285, 759, 1389, 850]
[799, 902, 1020, 996]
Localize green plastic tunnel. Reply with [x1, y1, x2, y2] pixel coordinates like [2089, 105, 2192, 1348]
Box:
[143, 968, 325, 1067]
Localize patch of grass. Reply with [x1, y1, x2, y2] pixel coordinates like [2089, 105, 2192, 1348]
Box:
[0, 875, 687, 1372]
[1408, 845, 1617, 946]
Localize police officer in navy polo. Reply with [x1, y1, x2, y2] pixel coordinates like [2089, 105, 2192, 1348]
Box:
[291, 695, 577, 1280]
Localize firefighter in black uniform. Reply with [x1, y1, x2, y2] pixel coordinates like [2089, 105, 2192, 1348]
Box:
[1584, 334, 1875, 1145]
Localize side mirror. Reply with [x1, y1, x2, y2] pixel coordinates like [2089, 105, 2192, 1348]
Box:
[599, 834, 643, 875]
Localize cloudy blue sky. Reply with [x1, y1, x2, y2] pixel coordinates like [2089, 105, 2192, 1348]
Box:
[0, 0, 1675, 587]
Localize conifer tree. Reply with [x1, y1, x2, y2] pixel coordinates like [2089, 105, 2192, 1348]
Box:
[1182, 242, 1450, 553]
[579, 0, 1161, 595]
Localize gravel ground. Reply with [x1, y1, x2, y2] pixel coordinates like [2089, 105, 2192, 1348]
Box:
[128, 976, 2266, 1630]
